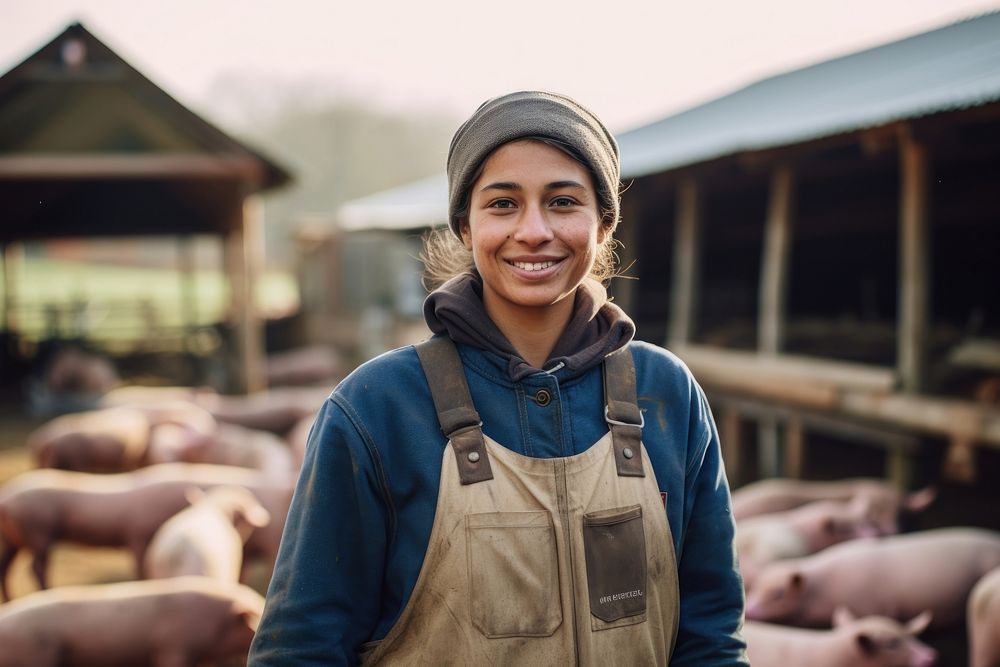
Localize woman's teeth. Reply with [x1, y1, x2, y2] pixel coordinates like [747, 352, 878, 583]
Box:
[511, 260, 555, 271]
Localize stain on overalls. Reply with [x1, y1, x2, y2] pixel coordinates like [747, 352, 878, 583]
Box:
[361, 338, 679, 665]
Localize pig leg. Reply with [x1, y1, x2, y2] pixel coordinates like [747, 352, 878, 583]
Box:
[30, 546, 51, 590]
[0, 541, 17, 601]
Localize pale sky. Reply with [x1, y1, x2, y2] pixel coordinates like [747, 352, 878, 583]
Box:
[3, 0, 999, 132]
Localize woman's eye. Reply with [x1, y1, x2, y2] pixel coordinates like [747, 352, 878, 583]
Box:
[551, 196, 576, 207]
[488, 199, 516, 209]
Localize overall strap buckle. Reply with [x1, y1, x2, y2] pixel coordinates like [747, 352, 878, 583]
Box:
[603, 347, 645, 478]
[415, 337, 493, 485]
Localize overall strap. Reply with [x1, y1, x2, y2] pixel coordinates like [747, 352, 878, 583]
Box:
[415, 337, 493, 485]
[603, 346, 645, 477]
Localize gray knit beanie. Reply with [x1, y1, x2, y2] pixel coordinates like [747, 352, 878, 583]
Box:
[447, 91, 620, 239]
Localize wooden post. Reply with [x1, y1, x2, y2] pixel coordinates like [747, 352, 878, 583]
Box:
[177, 235, 197, 347]
[759, 165, 795, 354]
[784, 417, 805, 479]
[2, 242, 22, 333]
[719, 408, 743, 486]
[668, 177, 701, 348]
[224, 196, 267, 394]
[758, 417, 782, 478]
[897, 127, 930, 394]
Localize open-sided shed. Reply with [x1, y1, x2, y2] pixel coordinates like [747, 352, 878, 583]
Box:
[614, 11, 1000, 485]
[0, 22, 291, 392]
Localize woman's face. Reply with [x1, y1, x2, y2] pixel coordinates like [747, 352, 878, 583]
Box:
[461, 139, 606, 326]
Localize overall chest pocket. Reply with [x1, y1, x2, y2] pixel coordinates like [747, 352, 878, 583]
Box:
[583, 504, 648, 630]
[466, 511, 563, 638]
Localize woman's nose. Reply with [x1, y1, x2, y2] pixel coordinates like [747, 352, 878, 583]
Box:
[512, 204, 554, 245]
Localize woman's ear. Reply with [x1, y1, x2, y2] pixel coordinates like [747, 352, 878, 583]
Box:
[460, 220, 473, 250]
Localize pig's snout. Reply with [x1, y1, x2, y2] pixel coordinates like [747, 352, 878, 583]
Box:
[911, 644, 937, 667]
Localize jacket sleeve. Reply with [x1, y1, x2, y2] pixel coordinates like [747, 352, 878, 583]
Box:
[248, 396, 390, 666]
[670, 383, 749, 666]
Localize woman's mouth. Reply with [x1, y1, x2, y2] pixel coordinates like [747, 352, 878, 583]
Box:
[509, 260, 557, 272]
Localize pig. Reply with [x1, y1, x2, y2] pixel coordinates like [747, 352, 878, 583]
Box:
[144, 486, 270, 581]
[28, 407, 150, 473]
[969, 565, 1000, 667]
[286, 414, 315, 469]
[0, 576, 262, 667]
[28, 403, 218, 474]
[195, 385, 329, 435]
[265, 345, 341, 387]
[0, 464, 288, 600]
[731, 477, 936, 534]
[170, 423, 298, 484]
[737, 498, 883, 588]
[744, 607, 936, 667]
[745, 527, 1000, 629]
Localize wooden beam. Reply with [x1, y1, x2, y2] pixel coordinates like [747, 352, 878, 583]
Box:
[177, 235, 197, 346]
[759, 165, 795, 354]
[668, 177, 701, 347]
[0, 154, 263, 182]
[897, 127, 930, 393]
[719, 408, 743, 486]
[223, 197, 267, 394]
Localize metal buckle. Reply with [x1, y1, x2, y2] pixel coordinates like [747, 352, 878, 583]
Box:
[604, 405, 644, 428]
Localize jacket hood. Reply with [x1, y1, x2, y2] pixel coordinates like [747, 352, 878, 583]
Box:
[423, 272, 635, 381]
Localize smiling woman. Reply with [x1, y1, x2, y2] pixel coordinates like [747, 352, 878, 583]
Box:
[249, 91, 749, 666]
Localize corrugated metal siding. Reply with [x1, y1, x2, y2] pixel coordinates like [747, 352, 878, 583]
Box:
[619, 11, 1000, 178]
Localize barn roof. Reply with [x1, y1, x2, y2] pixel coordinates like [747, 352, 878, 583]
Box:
[618, 10, 1000, 178]
[0, 22, 291, 240]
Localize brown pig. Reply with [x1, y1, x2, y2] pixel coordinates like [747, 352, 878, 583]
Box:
[737, 498, 882, 588]
[0, 464, 286, 600]
[28, 407, 150, 473]
[0, 576, 262, 667]
[745, 527, 1000, 629]
[171, 423, 298, 484]
[969, 565, 1000, 667]
[732, 477, 936, 534]
[144, 486, 270, 582]
[744, 607, 936, 667]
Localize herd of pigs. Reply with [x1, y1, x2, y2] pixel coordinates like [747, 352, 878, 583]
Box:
[734, 477, 1000, 666]
[1, 373, 999, 665]
[0, 381, 330, 667]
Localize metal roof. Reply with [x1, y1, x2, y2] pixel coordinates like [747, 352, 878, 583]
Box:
[337, 172, 447, 232]
[618, 10, 1000, 178]
[336, 11, 1000, 231]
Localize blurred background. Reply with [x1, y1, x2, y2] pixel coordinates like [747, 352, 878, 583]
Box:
[1, 1, 999, 664]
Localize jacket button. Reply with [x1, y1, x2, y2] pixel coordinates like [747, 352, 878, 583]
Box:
[534, 389, 551, 406]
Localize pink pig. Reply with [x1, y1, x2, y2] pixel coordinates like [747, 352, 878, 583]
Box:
[744, 607, 936, 667]
[745, 527, 1000, 629]
[969, 565, 1000, 667]
[144, 486, 270, 582]
[0, 464, 290, 600]
[0, 576, 263, 667]
[737, 498, 882, 588]
[732, 477, 936, 534]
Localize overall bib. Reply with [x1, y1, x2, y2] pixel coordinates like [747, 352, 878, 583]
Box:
[361, 338, 680, 665]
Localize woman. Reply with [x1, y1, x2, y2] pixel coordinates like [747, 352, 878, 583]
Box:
[249, 91, 748, 665]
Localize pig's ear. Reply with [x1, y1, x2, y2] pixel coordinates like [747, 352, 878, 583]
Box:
[789, 572, 804, 590]
[230, 600, 261, 632]
[905, 610, 932, 635]
[185, 486, 205, 505]
[856, 633, 877, 656]
[904, 486, 936, 512]
[242, 504, 271, 528]
[832, 606, 856, 627]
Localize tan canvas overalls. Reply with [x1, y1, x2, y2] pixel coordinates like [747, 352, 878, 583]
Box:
[361, 338, 680, 665]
